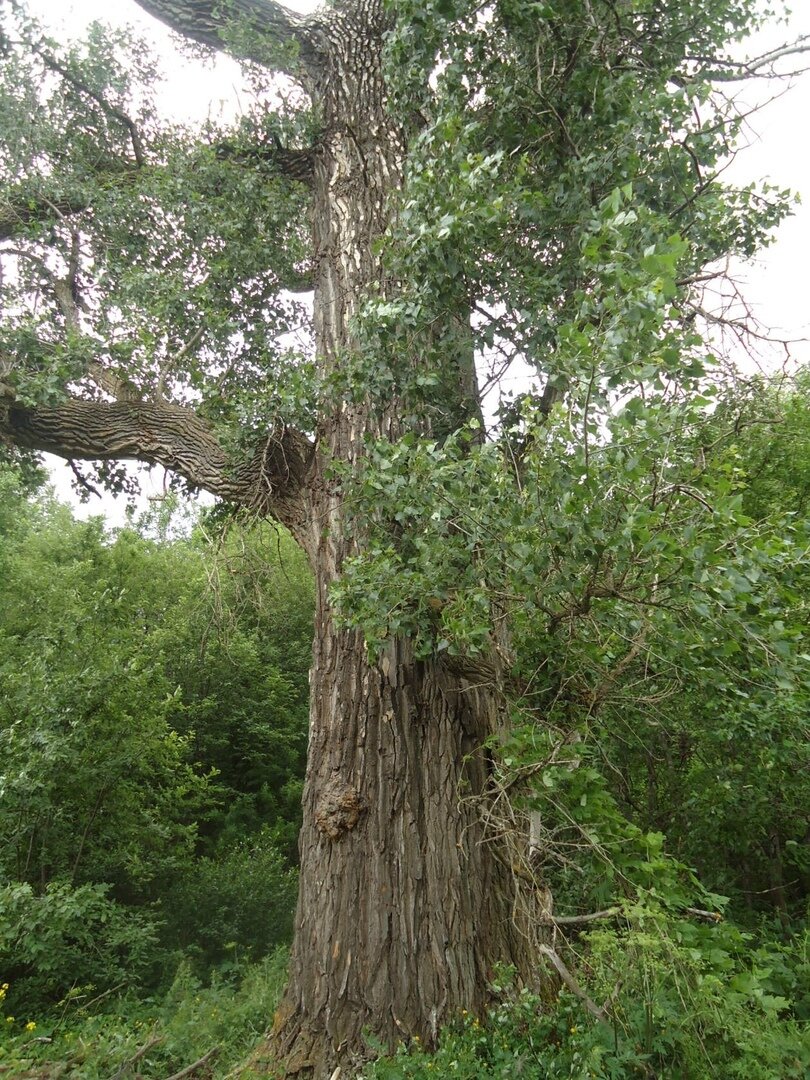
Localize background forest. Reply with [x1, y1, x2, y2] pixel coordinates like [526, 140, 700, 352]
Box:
[1, 373, 809, 1076]
[0, 467, 314, 1075]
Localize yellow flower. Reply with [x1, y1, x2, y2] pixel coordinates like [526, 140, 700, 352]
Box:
[25, 1021, 36, 1031]
[570, 1025, 578, 1034]
[5, 1016, 14, 1024]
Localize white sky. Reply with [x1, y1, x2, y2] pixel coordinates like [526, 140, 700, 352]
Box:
[22, 0, 810, 523]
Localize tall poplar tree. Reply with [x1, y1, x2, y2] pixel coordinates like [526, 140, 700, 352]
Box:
[1, 0, 807, 1074]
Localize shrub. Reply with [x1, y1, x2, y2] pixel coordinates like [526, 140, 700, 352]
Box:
[365, 917, 810, 1080]
[0, 880, 159, 1014]
[159, 831, 298, 975]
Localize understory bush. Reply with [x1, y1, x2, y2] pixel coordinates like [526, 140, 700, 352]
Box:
[0, 949, 289, 1079]
[0, 881, 160, 1016]
[159, 831, 299, 975]
[366, 919, 810, 1080]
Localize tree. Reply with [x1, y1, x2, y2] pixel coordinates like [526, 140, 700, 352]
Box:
[1, 0, 808, 1074]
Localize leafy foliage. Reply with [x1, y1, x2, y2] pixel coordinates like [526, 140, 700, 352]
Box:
[0, 473, 313, 1011]
[0, 881, 159, 1016]
[365, 927, 810, 1079]
[0, 948, 289, 1079]
[159, 831, 298, 973]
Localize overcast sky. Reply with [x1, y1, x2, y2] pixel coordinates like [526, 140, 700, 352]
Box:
[22, 0, 810, 523]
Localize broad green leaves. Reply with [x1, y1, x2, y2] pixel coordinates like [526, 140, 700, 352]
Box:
[0, 474, 313, 1008]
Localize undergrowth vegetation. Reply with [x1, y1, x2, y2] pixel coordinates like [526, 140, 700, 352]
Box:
[0, 950, 288, 1078]
[0, 468, 312, 1076]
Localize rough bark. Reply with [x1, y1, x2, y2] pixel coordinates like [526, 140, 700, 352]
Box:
[271, 627, 533, 1076]
[134, 0, 325, 78]
[0, 392, 312, 540]
[260, 5, 534, 1074]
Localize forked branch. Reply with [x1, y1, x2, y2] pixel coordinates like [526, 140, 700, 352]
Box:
[0, 192, 92, 242]
[694, 35, 810, 82]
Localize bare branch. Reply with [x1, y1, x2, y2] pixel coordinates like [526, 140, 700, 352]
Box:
[85, 361, 144, 401]
[541, 907, 621, 927]
[1, 240, 142, 401]
[68, 457, 103, 499]
[684, 906, 723, 923]
[537, 944, 607, 1021]
[163, 1046, 220, 1080]
[155, 328, 204, 399]
[108, 1035, 165, 1080]
[538, 905, 723, 927]
[214, 137, 316, 185]
[693, 35, 810, 82]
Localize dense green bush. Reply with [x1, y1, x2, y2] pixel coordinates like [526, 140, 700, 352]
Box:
[159, 831, 299, 973]
[366, 921, 810, 1079]
[0, 473, 311, 1009]
[0, 881, 159, 1015]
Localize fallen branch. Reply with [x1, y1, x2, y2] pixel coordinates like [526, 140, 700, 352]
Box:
[684, 906, 723, 923]
[538, 943, 607, 1021]
[164, 1045, 220, 1080]
[539, 905, 723, 927]
[108, 1034, 164, 1079]
[543, 907, 621, 926]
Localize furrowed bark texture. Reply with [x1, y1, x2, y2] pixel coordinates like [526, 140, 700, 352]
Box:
[0, 394, 312, 540]
[134, 0, 324, 75]
[261, 3, 533, 1075]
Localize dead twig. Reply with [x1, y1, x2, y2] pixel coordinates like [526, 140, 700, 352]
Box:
[108, 1034, 164, 1080]
[542, 907, 621, 926]
[164, 1046, 220, 1080]
[538, 943, 607, 1021]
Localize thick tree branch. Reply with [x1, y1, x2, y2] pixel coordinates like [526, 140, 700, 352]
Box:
[0, 391, 313, 533]
[133, 0, 325, 77]
[214, 137, 316, 185]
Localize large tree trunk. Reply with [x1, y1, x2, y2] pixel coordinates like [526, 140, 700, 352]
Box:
[261, 13, 533, 1078]
[271, 623, 532, 1077]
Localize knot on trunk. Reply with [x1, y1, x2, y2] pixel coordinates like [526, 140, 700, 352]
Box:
[315, 780, 366, 840]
